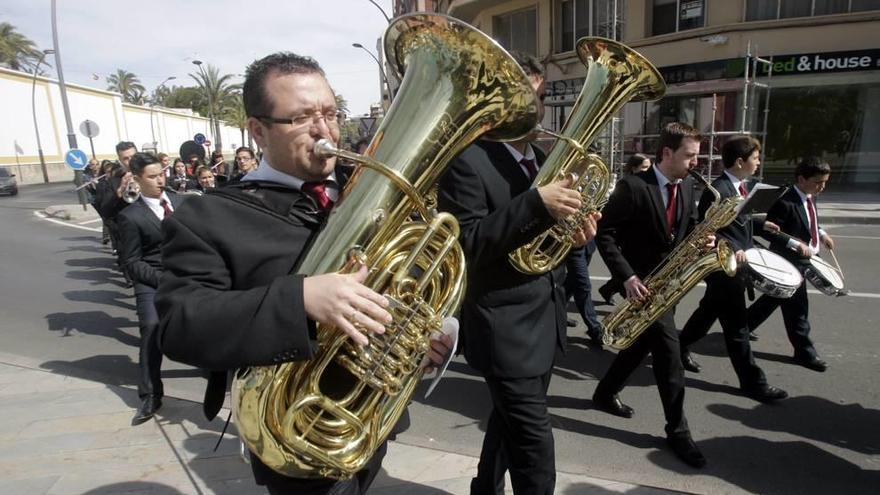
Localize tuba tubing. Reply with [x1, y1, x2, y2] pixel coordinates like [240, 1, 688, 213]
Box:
[232, 13, 540, 480]
[509, 37, 666, 275]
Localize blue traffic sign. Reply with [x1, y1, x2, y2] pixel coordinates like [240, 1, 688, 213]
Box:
[64, 149, 88, 170]
[194, 133, 206, 145]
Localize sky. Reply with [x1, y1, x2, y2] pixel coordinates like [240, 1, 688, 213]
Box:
[1, 0, 393, 115]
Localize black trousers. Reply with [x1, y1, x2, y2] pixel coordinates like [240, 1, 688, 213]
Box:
[748, 280, 817, 359]
[134, 286, 163, 399]
[564, 242, 602, 336]
[257, 442, 387, 495]
[594, 309, 689, 437]
[680, 272, 767, 390]
[471, 371, 555, 495]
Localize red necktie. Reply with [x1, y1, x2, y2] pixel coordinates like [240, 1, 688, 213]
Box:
[302, 181, 334, 213]
[739, 182, 748, 197]
[520, 158, 538, 182]
[665, 183, 678, 236]
[160, 198, 173, 218]
[806, 196, 819, 249]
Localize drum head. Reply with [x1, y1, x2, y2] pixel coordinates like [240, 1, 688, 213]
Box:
[745, 248, 803, 287]
[810, 256, 845, 289]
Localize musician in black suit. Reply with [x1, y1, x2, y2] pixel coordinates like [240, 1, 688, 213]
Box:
[156, 52, 451, 495]
[593, 122, 708, 468]
[117, 152, 187, 425]
[748, 157, 834, 372]
[94, 142, 138, 253]
[678, 136, 788, 402]
[438, 53, 598, 495]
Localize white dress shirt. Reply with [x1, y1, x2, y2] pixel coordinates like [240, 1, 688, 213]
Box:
[653, 165, 682, 209]
[502, 143, 538, 181]
[243, 157, 339, 201]
[141, 192, 173, 221]
[791, 185, 825, 255]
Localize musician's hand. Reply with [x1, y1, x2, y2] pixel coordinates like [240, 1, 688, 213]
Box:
[571, 211, 602, 248]
[735, 249, 747, 264]
[116, 172, 133, 198]
[302, 265, 392, 346]
[704, 234, 716, 250]
[821, 234, 835, 250]
[796, 242, 813, 258]
[537, 176, 582, 220]
[764, 220, 781, 233]
[623, 275, 649, 302]
[423, 333, 454, 374]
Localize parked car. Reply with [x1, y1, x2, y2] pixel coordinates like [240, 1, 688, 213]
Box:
[0, 167, 18, 196]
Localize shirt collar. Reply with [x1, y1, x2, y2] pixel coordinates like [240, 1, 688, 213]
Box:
[243, 157, 337, 190]
[653, 165, 681, 187]
[793, 184, 811, 201]
[723, 170, 743, 191]
[141, 191, 170, 207]
[502, 142, 536, 163]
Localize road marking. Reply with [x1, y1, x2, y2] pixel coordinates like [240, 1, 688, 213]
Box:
[76, 217, 103, 225]
[831, 235, 880, 240]
[588, 275, 880, 299]
[33, 211, 101, 233]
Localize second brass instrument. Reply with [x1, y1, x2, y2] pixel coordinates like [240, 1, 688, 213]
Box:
[602, 171, 740, 350]
[509, 37, 666, 275]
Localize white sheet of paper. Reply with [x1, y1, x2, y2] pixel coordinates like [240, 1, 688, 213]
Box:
[421, 317, 459, 399]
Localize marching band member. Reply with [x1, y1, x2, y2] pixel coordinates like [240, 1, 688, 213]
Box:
[678, 136, 788, 402]
[748, 157, 835, 372]
[116, 152, 187, 425]
[593, 122, 707, 468]
[438, 53, 598, 494]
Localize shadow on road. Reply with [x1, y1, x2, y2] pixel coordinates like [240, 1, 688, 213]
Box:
[64, 289, 135, 311]
[45, 310, 139, 346]
[80, 482, 186, 495]
[646, 435, 879, 494]
[708, 396, 880, 455]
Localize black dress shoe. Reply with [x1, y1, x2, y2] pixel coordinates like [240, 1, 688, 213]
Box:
[794, 355, 828, 372]
[131, 396, 162, 426]
[743, 384, 789, 403]
[587, 326, 605, 349]
[667, 433, 707, 468]
[566, 318, 578, 328]
[592, 393, 634, 418]
[681, 350, 702, 373]
[597, 284, 616, 305]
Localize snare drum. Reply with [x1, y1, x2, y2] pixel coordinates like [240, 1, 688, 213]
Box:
[804, 256, 846, 296]
[743, 248, 803, 299]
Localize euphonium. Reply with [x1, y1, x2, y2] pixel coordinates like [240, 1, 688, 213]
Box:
[232, 13, 539, 479]
[509, 37, 666, 275]
[602, 171, 740, 349]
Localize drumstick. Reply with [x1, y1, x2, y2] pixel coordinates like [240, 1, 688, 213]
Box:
[827, 248, 845, 282]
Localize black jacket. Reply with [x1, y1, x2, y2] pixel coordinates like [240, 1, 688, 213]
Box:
[117, 191, 186, 290]
[438, 140, 565, 378]
[758, 186, 817, 266]
[596, 166, 698, 282]
[698, 172, 766, 252]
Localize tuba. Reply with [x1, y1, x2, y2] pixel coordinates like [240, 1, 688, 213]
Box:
[509, 38, 666, 275]
[602, 171, 740, 349]
[232, 13, 539, 479]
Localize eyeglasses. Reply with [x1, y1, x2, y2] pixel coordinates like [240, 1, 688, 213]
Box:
[254, 109, 341, 128]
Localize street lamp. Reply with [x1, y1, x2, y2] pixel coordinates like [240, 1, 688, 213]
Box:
[365, 0, 391, 23]
[31, 49, 54, 184]
[150, 76, 176, 150]
[192, 60, 217, 151]
[352, 42, 393, 110]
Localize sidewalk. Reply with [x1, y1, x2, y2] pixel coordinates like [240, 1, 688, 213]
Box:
[42, 191, 880, 226]
[0, 361, 675, 495]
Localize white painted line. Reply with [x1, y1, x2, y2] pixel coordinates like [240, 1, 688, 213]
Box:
[588, 275, 880, 299]
[76, 217, 103, 225]
[831, 235, 880, 240]
[33, 211, 102, 233]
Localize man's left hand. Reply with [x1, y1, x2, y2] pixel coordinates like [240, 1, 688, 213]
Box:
[764, 220, 781, 233]
[572, 211, 601, 248]
[821, 233, 835, 250]
[423, 333, 454, 374]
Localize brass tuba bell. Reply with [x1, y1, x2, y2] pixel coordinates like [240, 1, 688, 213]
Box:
[509, 37, 666, 275]
[232, 13, 539, 479]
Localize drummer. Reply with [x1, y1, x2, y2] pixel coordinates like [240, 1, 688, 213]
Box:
[748, 157, 835, 372]
[679, 136, 789, 403]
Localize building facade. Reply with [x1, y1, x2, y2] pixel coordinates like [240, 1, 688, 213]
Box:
[399, 0, 880, 190]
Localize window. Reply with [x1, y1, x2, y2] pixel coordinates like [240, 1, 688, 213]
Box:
[555, 1, 621, 54]
[493, 8, 537, 56]
[746, 0, 880, 20]
[652, 0, 705, 36]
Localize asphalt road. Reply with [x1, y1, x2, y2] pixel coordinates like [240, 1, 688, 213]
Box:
[1, 183, 878, 494]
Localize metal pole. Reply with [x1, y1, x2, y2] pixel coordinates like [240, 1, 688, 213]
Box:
[31, 49, 53, 184]
[51, 0, 87, 210]
[353, 43, 393, 111]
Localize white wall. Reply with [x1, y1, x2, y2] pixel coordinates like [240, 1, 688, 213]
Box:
[0, 67, 243, 184]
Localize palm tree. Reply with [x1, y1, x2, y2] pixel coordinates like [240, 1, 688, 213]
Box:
[106, 69, 146, 104]
[190, 63, 241, 151]
[335, 94, 350, 116]
[224, 94, 250, 148]
[0, 22, 42, 72]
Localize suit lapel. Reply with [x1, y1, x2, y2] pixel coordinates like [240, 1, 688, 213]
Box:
[641, 168, 670, 238]
[788, 188, 810, 233]
[137, 198, 162, 233]
[480, 140, 532, 194]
